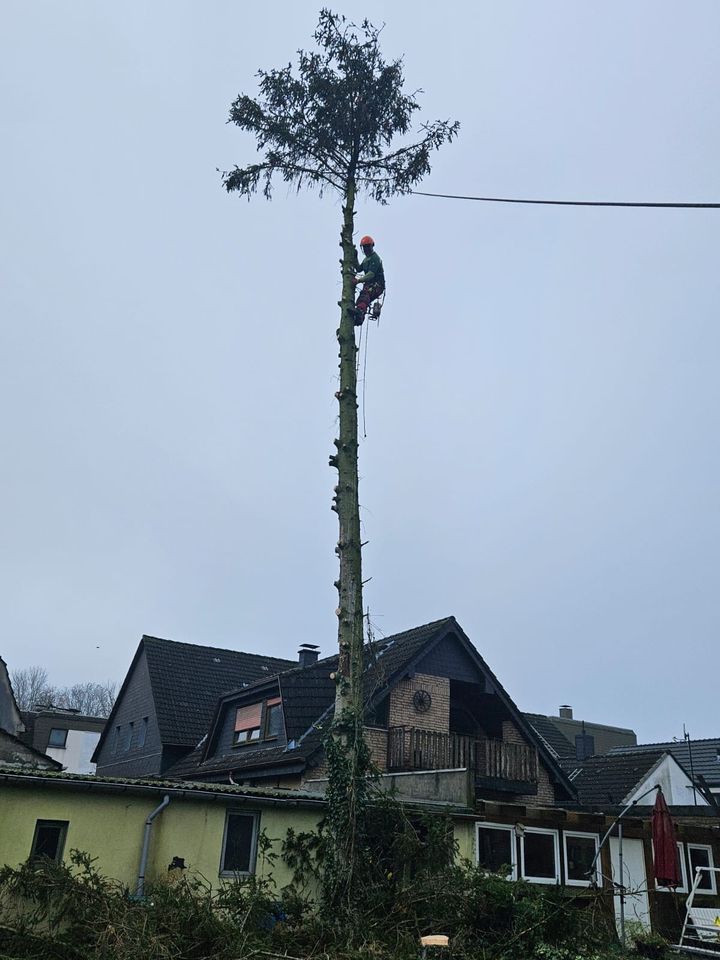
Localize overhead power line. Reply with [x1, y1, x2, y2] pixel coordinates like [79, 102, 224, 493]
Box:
[411, 190, 720, 209]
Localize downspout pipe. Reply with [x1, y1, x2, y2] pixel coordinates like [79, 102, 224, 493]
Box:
[135, 794, 171, 899]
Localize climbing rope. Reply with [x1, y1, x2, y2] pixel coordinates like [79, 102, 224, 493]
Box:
[355, 317, 363, 378]
[353, 288, 386, 439]
[361, 314, 370, 439]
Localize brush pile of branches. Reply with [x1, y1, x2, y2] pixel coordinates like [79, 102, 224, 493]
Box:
[0, 815, 625, 960]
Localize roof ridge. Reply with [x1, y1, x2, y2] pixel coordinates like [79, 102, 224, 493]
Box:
[142, 635, 295, 663]
[141, 616, 457, 667]
[612, 737, 720, 748]
[210, 616, 458, 701]
[570, 749, 666, 765]
[374, 615, 456, 643]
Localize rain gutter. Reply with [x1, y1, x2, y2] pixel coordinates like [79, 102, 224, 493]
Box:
[0, 771, 327, 807]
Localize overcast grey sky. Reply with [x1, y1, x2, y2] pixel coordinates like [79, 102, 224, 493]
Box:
[2, 1, 718, 742]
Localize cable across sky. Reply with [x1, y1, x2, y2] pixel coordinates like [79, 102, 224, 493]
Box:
[411, 190, 720, 209]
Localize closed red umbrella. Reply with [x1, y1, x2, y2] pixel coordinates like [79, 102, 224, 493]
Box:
[652, 788, 680, 888]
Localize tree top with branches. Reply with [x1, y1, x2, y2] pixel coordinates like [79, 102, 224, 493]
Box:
[222, 9, 459, 202]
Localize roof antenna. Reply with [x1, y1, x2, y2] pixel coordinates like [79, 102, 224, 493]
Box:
[683, 724, 698, 807]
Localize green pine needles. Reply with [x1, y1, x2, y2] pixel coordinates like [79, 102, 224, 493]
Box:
[222, 9, 459, 203]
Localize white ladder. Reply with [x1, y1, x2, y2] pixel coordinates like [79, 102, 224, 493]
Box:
[674, 867, 720, 956]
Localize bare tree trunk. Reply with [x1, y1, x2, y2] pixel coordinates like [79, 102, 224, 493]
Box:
[332, 177, 364, 727]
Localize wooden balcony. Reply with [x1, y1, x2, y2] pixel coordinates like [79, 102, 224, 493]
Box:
[387, 727, 538, 795]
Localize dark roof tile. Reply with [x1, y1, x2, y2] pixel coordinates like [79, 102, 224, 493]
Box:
[609, 739, 720, 787]
[523, 713, 575, 758]
[166, 619, 457, 781]
[142, 636, 295, 747]
[559, 750, 666, 806]
[164, 733, 323, 780]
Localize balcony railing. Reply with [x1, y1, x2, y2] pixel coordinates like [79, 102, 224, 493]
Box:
[475, 738, 538, 783]
[387, 727, 538, 786]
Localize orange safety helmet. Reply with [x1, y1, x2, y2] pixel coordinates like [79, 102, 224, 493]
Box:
[359, 235, 375, 246]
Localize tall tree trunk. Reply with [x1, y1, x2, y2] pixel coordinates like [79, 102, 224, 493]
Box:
[333, 177, 364, 728]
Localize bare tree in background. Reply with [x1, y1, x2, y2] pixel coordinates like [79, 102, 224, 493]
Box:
[55, 682, 117, 718]
[10, 666, 53, 712]
[11, 668, 116, 717]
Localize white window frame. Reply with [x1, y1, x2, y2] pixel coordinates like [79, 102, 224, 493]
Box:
[687, 844, 717, 895]
[563, 831, 600, 887]
[475, 822, 517, 880]
[219, 810, 260, 878]
[520, 827, 560, 885]
[654, 841, 688, 894]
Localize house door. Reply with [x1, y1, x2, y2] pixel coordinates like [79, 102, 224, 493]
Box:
[609, 837, 651, 933]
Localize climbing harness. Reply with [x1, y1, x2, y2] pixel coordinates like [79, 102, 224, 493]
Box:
[370, 288, 386, 324]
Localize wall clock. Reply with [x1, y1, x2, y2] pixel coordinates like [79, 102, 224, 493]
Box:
[413, 688, 432, 713]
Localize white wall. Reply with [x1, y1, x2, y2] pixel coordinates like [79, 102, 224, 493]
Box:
[47, 729, 101, 774]
[624, 754, 708, 806]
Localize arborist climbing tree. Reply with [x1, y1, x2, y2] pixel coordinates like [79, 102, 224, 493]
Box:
[350, 235, 385, 325]
[221, 9, 458, 900]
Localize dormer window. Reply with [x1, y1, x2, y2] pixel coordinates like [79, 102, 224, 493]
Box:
[233, 698, 283, 746]
[233, 704, 262, 744]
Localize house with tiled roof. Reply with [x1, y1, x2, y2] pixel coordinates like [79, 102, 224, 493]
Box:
[523, 707, 637, 760]
[164, 616, 578, 807]
[3, 619, 720, 943]
[20, 707, 106, 775]
[560, 750, 712, 808]
[92, 636, 295, 777]
[609, 739, 720, 799]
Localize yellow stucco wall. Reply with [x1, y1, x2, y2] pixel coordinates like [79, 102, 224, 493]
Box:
[0, 783, 322, 893]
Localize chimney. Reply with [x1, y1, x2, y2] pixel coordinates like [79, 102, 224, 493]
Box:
[559, 705, 573, 720]
[298, 644, 320, 668]
[575, 722, 595, 760]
